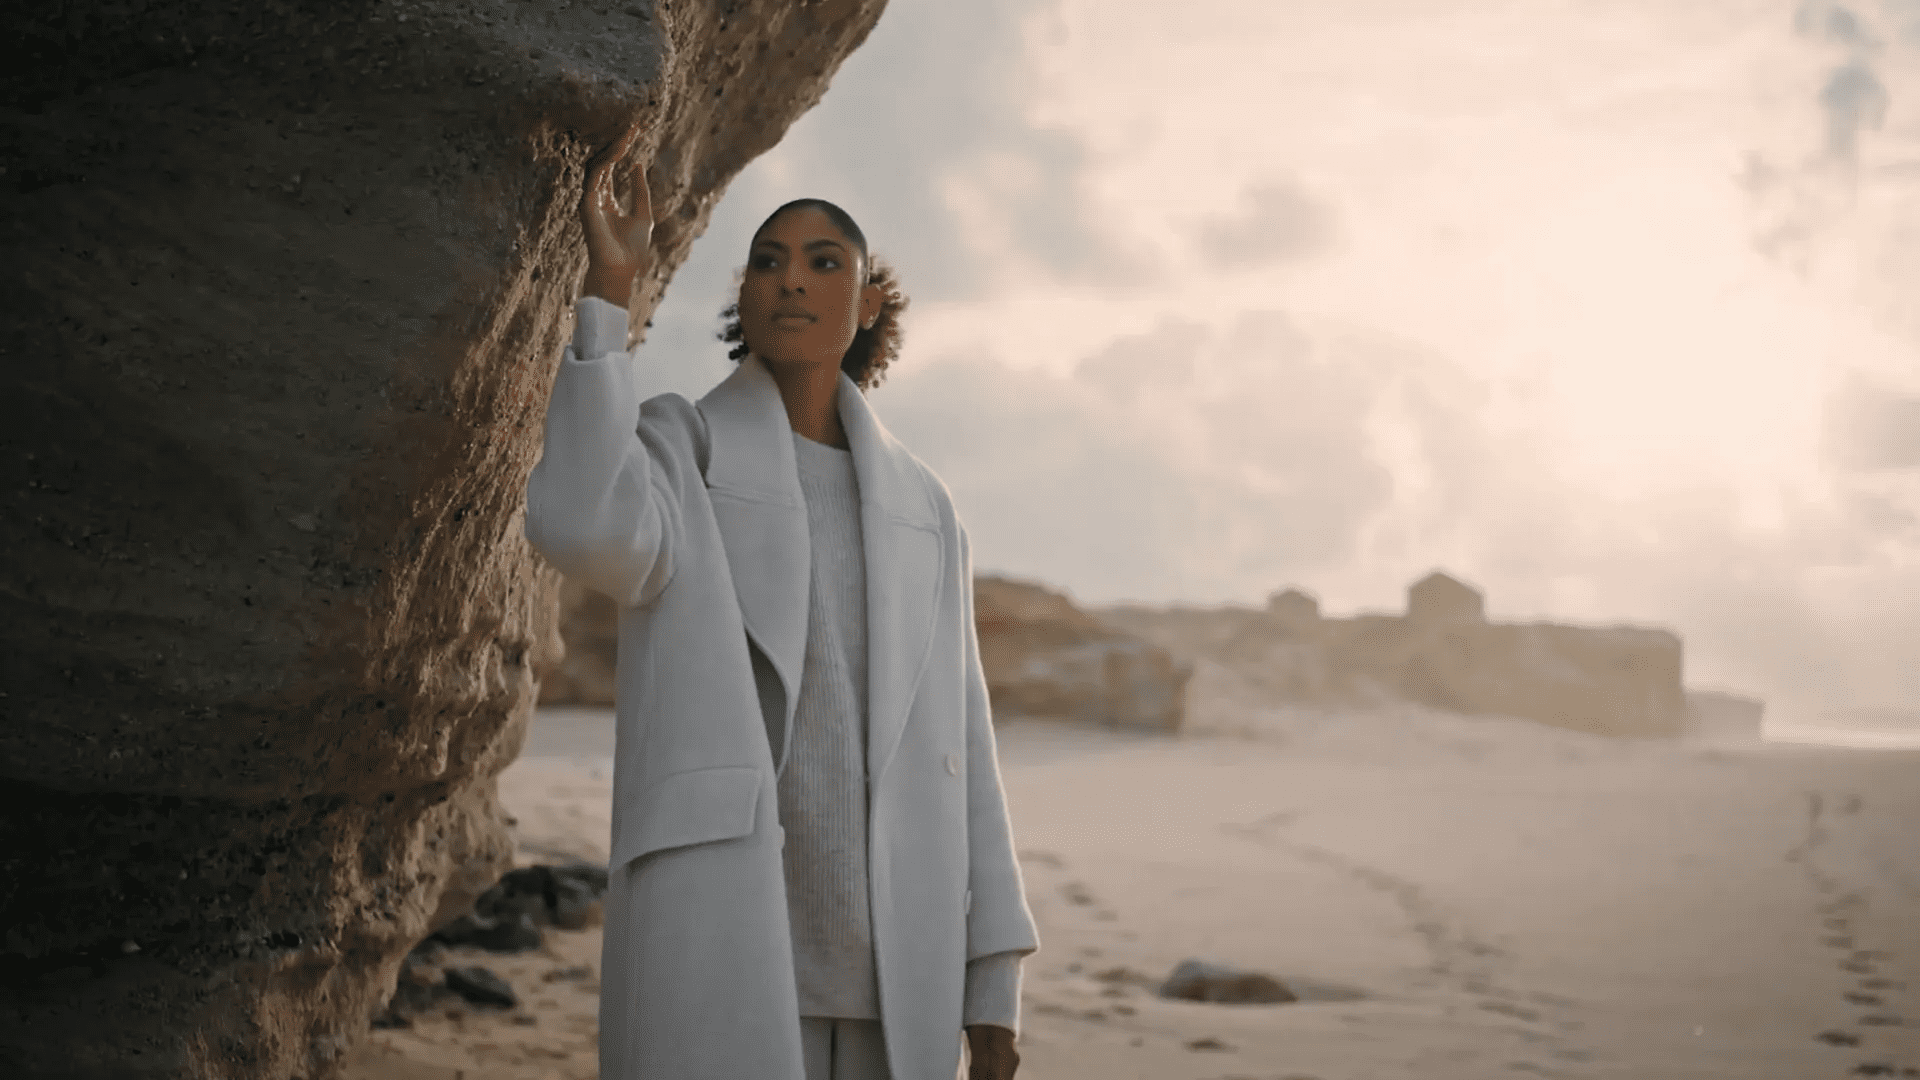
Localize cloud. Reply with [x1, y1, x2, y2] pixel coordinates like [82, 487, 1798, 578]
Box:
[879, 310, 1394, 603]
[1819, 59, 1890, 159]
[1796, 1, 1877, 47]
[1193, 177, 1339, 268]
[1825, 375, 1920, 471]
[1068, 314, 1205, 407]
[706, 0, 1150, 298]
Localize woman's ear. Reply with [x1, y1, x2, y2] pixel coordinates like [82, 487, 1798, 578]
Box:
[861, 280, 884, 330]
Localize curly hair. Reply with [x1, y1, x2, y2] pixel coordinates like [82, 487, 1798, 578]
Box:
[716, 199, 910, 392]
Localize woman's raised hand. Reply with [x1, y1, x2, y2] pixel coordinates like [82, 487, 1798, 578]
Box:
[580, 126, 656, 307]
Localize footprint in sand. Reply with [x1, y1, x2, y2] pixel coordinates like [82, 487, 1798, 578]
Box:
[1817, 1029, 1862, 1047]
[1796, 792, 1917, 1074]
[1220, 815, 1600, 1069]
[1478, 1001, 1542, 1022]
[1053, 879, 1123, 920]
[1091, 964, 1157, 987]
[1018, 848, 1066, 870]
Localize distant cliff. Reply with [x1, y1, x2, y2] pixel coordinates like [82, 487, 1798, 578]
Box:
[541, 573, 1195, 733]
[1094, 570, 1696, 738]
[972, 575, 1192, 733]
[545, 567, 1757, 741]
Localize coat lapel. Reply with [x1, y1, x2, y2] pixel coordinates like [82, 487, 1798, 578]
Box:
[836, 368, 945, 783]
[696, 355, 944, 782]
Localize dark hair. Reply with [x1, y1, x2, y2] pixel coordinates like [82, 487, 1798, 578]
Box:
[717, 198, 910, 392]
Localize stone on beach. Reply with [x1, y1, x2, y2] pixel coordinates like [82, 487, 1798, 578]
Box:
[473, 862, 610, 933]
[1159, 958, 1300, 1004]
[443, 965, 519, 1010]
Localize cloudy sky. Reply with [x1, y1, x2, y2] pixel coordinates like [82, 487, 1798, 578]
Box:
[628, 0, 1920, 734]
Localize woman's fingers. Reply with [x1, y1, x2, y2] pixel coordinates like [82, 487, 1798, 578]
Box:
[580, 127, 654, 283]
[584, 126, 643, 218]
[586, 124, 641, 183]
[583, 149, 629, 242]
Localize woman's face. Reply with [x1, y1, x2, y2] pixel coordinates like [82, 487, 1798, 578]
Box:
[738, 207, 879, 371]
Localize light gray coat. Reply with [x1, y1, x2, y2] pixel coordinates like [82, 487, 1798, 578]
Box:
[524, 343, 1041, 1080]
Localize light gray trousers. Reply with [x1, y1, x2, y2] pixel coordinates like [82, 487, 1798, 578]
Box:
[799, 1015, 980, 1079]
[799, 1016, 892, 1080]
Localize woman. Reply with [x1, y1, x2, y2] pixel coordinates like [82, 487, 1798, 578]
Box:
[524, 127, 1039, 1080]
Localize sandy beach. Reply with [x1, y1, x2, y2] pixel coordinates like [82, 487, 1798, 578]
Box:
[344, 694, 1919, 1080]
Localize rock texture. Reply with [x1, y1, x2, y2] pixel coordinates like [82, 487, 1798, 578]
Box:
[973, 575, 1192, 733]
[1096, 569, 1695, 738]
[0, 1, 886, 1077]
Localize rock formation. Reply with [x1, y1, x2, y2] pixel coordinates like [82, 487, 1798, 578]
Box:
[0, 1, 886, 1076]
[1683, 689, 1766, 739]
[538, 577, 621, 708]
[538, 573, 1197, 733]
[972, 575, 1192, 733]
[1097, 569, 1695, 738]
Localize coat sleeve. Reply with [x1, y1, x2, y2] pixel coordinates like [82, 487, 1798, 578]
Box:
[959, 522, 1043, 971]
[962, 950, 1025, 1035]
[524, 296, 692, 610]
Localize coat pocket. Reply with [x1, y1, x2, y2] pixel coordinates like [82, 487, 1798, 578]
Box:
[608, 765, 764, 872]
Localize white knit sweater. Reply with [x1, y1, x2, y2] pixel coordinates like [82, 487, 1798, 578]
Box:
[573, 297, 1023, 1033]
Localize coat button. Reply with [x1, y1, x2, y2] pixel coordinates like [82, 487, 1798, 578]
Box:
[944, 753, 959, 776]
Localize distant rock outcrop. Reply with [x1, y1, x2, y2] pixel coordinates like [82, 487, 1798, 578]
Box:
[0, 1, 886, 1076]
[538, 578, 621, 708]
[1684, 689, 1765, 738]
[539, 573, 1197, 733]
[1097, 568, 1697, 737]
[972, 575, 1193, 733]
[1407, 570, 1486, 625]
